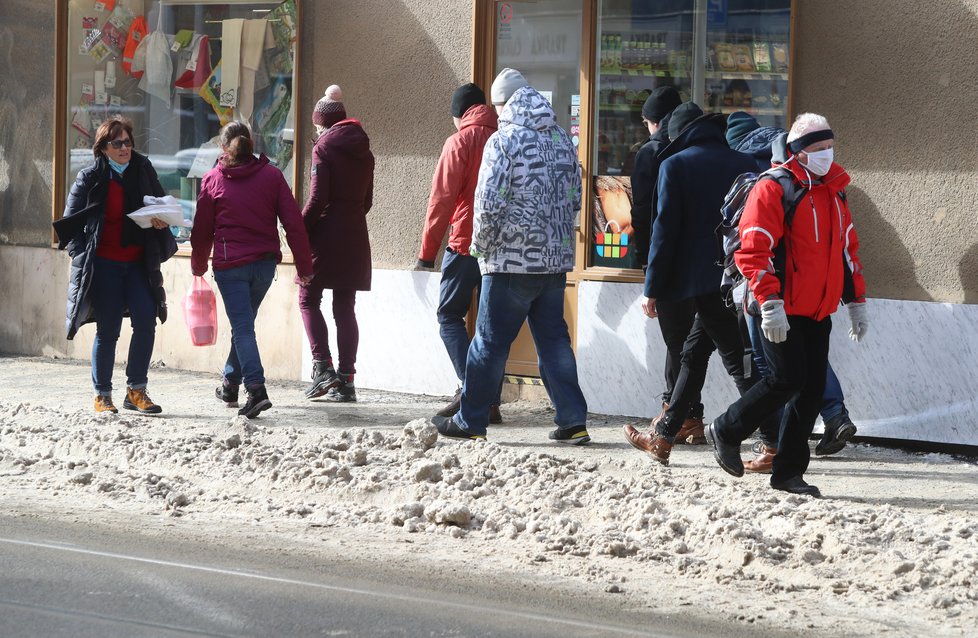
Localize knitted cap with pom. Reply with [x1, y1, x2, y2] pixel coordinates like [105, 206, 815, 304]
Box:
[313, 85, 347, 128]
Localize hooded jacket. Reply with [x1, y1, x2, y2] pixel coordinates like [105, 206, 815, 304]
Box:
[733, 126, 786, 171]
[191, 154, 313, 278]
[55, 152, 176, 340]
[629, 111, 672, 267]
[644, 113, 757, 300]
[301, 119, 375, 291]
[472, 87, 582, 275]
[736, 157, 866, 321]
[418, 105, 498, 265]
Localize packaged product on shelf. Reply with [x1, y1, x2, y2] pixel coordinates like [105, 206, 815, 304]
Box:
[99, 4, 134, 56]
[771, 42, 789, 72]
[753, 42, 772, 72]
[715, 43, 737, 72]
[733, 44, 754, 72]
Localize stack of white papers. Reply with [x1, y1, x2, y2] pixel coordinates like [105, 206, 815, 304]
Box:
[127, 195, 192, 228]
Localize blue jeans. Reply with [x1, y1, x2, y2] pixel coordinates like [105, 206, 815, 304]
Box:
[437, 249, 482, 382]
[91, 257, 157, 394]
[748, 314, 847, 423]
[214, 260, 276, 388]
[456, 273, 587, 436]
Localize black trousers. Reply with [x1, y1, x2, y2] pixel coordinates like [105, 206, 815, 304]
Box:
[655, 297, 703, 418]
[657, 291, 777, 442]
[713, 315, 832, 483]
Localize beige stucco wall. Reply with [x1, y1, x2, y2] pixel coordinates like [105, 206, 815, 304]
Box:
[296, 0, 474, 270]
[0, 244, 305, 381]
[793, 0, 978, 303]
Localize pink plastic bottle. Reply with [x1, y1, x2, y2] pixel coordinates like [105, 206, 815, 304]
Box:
[182, 276, 218, 346]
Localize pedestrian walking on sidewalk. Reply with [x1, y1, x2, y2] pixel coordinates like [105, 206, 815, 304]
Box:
[432, 68, 590, 444]
[416, 83, 502, 422]
[623, 103, 779, 466]
[55, 116, 176, 415]
[191, 121, 314, 418]
[298, 85, 375, 403]
[707, 113, 869, 497]
[726, 112, 859, 472]
[630, 86, 708, 440]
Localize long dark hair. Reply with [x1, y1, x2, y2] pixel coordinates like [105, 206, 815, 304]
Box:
[220, 121, 255, 167]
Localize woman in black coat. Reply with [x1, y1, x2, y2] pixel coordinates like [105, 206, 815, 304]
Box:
[54, 116, 177, 414]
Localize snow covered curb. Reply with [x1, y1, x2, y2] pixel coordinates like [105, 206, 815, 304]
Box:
[1, 401, 976, 635]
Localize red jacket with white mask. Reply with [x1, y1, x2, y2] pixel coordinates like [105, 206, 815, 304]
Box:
[736, 157, 866, 321]
[418, 104, 498, 263]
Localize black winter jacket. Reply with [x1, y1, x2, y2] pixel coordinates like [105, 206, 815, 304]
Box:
[732, 126, 786, 171]
[629, 111, 672, 267]
[54, 152, 177, 340]
[644, 113, 757, 301]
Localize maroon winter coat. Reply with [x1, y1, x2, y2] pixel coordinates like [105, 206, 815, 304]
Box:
[191, 154, 313, 278]
[301, 119, 375, 291]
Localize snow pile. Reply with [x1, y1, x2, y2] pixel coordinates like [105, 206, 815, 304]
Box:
[1, 400, 976, 633]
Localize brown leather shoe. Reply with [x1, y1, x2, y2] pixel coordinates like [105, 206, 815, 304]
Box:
[94, 395, 118, 414]
[674, 415, 706, 445]
[123, 387, 162, 414]
[744, 441, 777, 474]
[623, 423, 672, 466]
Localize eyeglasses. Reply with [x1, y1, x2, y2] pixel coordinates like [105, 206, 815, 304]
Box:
[107, 139, 133, 149]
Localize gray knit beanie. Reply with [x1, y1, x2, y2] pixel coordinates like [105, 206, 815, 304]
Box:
[490, 68, 529, 105]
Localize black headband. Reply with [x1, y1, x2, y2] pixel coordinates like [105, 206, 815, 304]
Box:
[788, 129, 834, 154]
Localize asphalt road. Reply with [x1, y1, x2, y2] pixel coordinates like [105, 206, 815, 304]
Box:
[0, 515, 720, 638]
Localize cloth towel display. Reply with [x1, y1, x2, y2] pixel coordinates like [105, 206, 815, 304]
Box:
[236, 18, 269, 122]
[122, 15, 148, 78]
[174, 35, 211, 90]
[219, 18, 244, 108]
[135, 29, 174, 107]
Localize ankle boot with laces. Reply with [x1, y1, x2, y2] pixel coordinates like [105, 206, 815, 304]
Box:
[94, 394, 119, 414]
[123, 387, 162, 414]
[305, 360, 339, 399]
[239, 385, 272, 419]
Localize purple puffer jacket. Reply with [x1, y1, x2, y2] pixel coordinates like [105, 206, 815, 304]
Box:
[191, 154, 313, 277]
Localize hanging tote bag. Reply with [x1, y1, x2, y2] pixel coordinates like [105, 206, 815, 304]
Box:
[182, 276, 218, 346]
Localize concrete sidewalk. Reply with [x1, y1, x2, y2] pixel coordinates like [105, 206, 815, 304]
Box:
[2, 354, 974, 512]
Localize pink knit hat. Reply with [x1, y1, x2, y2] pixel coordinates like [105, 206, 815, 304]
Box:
[313, 85, 347, 128]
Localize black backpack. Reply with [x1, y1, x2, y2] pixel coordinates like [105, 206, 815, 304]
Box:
[716, 167, 807, 315]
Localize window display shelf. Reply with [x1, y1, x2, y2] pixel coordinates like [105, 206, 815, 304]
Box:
[716, 107, 784, 116]
[598, 103, 641, 112]
[705, 71, 788, 81]
[600, 67, 690, 79]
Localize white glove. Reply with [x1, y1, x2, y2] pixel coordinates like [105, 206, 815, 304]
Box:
[847, 302, 869, 342]
[760, 299, 789, 343]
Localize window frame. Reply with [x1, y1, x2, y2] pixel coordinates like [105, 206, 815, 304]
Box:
[50, 0, 305, 255]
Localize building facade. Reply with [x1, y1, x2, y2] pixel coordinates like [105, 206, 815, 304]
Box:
[0, 0, 976, 447]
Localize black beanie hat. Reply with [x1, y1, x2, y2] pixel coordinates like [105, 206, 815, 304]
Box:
[642, 86, 682, 123]
[451, 83, 486, 118]
[668, 102, 704, 140]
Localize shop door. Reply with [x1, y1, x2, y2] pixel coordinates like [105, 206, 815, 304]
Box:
[483, 0, 585, 377]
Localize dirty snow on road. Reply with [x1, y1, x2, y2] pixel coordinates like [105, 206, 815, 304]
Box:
[1, 385, 976, 638]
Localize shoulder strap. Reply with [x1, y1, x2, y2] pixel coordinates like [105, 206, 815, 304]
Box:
[763, 167, 807, 228]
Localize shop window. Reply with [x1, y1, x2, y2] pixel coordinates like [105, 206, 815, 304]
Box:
[62, 0, 298, 246]
[589, 0, 791, 274]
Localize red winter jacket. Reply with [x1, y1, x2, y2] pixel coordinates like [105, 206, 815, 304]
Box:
[418, 105, 498, 263]
[736, 159, 866, 321]
[191, 154, 313, 278]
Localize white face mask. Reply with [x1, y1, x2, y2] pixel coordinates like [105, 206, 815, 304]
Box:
[801, 148, 834, 176]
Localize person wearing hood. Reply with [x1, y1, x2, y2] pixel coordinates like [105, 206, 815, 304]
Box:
[191, 121, 314, 419]
[55, 116, 176, 415]
[630, 86, 707, 445]
[298, 85, 375, 404]
[708, 113, 868, 497]
[431, 68, 589, 445]
[624, 102, 777, 468]
[416, 83, 502, 422]
[725, 113, 860, 473]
